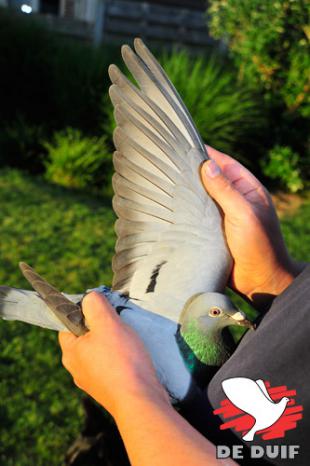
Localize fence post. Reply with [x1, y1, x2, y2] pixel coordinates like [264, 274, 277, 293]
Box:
[93, 0, 106, 46]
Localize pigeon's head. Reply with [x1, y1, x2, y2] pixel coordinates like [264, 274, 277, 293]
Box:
[179, 292, 254, 334]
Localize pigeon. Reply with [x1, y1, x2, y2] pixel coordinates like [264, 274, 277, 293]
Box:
[222, 377, 290, 441]
[0, 38, 254, 404]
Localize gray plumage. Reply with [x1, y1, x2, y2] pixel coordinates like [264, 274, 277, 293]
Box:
[19, 262, 88, 336]
[109, 39, 232, 321]
[0, 39, 254, 403]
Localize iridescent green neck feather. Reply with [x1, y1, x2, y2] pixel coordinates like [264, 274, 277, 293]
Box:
[180, 319, 232, 367]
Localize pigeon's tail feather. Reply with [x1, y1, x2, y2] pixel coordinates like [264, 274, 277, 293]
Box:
[0, 286, 83, 332]
[19, 262, 88, 336]
[0, 286, 67, 330]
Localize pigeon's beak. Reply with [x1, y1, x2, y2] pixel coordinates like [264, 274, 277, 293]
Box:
[225, 310, 255, 330]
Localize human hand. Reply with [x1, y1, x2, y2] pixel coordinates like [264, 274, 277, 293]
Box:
[59, 292, 169, 418]
[200, 145, 301, 311]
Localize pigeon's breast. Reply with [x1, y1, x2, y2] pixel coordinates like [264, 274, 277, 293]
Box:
[120, 306, 193, 401]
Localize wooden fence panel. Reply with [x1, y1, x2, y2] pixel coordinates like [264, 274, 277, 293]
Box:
[37, 0, 215, 50]
[100, 0, 213, 49]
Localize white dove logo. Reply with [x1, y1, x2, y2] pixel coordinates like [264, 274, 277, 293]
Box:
[221, 377, 290, 441]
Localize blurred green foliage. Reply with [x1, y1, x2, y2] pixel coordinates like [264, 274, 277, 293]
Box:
[262, 145, 304, 192]
[208, 0, 310, 117]
[208, 0, 310, 185]
[0, 168, 309, 464]
[44, 128, 113, 195]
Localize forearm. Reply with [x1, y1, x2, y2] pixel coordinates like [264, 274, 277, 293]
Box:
[113, 390, 236, 466]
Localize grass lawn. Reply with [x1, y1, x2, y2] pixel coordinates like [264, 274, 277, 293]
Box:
[0, 168, 309, 465]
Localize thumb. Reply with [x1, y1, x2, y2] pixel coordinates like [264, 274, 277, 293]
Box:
[200, 159, 246, 216]
[82, 291, 119, 331]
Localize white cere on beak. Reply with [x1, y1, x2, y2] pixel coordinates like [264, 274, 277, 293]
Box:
[231, 311, 247, 321]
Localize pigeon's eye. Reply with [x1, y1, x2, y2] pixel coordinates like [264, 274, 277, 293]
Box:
[209, 307, 222, 317]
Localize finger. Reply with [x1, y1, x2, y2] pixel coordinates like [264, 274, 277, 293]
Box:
[206, 144, 263, 193]
[200, 159, 248, 217]
[205, 145, 248, 184]
[59, 330, 77, 349]
[81, 291, 120, 330]
[205, 145, 235, 168]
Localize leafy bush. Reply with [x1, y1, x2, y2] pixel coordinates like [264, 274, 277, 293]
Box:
[208, 0, 310, 117]
[208, 0, 310, 184]
[104, 51, 263, 160]
[261, 145, 304, 193]
[44, 128, 112, 193]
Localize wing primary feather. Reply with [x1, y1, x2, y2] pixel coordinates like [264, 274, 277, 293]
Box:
[121, 44, 207, 154]
[108, 72, 191, 150]
[110, 86, 184, 151]
[114, 104, 179, 158]
[133, 37, 207, 154]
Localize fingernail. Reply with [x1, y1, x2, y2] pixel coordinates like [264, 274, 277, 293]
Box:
[204, 159, 221, 178]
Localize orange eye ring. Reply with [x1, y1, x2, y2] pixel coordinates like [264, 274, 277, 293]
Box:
[210, 307, 222, 317]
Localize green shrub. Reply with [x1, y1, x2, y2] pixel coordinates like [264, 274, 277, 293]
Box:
[104, 51, 263, 160]
[44, 128, 112, 193]
[261, 145, 304, 193]
[208, 0, 310, 183]
[208, 0, 310, 117]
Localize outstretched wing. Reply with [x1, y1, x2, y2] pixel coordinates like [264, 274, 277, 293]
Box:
[109, 38, 232, 322]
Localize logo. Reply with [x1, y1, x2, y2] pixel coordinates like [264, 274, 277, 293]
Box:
[213, 377, 303, 461]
